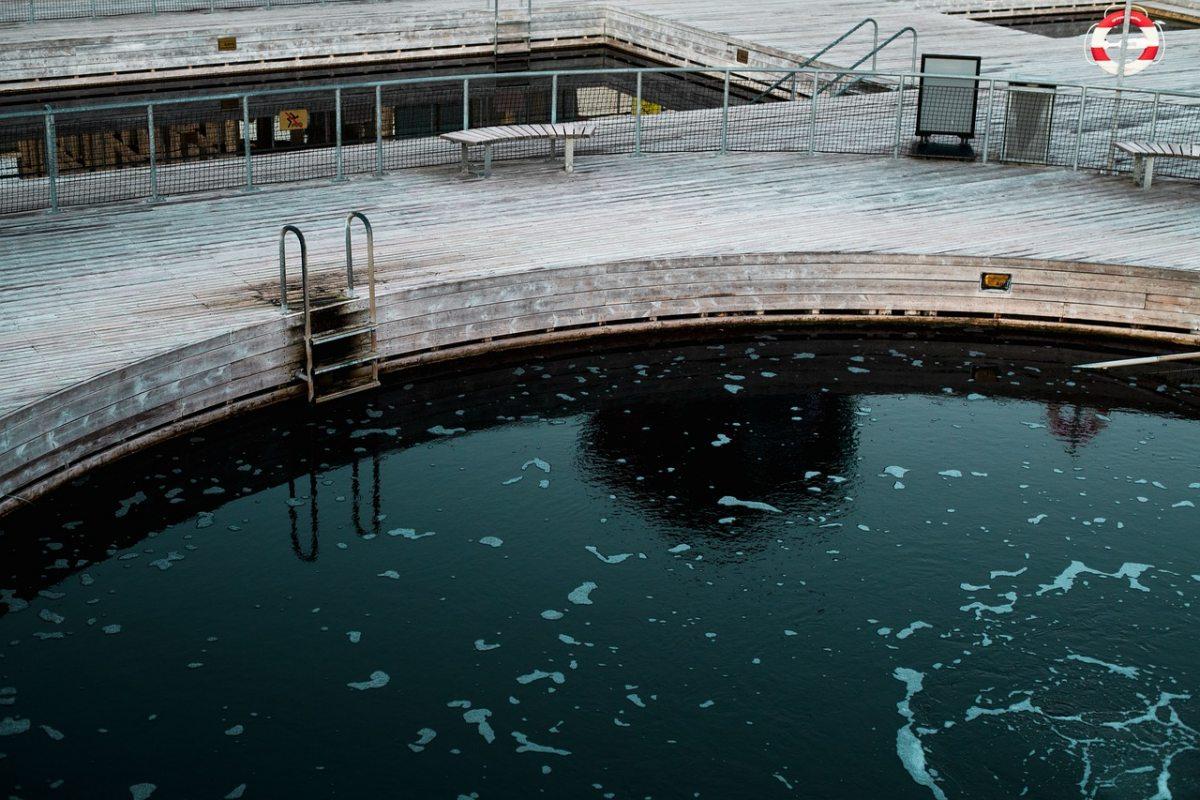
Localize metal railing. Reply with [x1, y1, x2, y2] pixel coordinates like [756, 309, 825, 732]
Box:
[0, 0, 368, 24]
[748, 17, 880, 104]
[1, 64, 1198, 216]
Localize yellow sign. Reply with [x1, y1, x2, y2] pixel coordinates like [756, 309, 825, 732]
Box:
[980, 272, 1012, 292]
[634, 99, 663, 116]
[278, 109, 309, 132]
[217, 36, 237, 52]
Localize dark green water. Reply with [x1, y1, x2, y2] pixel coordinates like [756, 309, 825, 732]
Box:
[1, 330, 1199, 800]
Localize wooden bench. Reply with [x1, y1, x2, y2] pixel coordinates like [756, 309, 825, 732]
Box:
[1115, 140, 1200, 189]
[439, 122, 597, 177]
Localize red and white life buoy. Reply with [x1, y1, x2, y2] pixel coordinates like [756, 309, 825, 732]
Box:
[1086, 7, 1165, 77]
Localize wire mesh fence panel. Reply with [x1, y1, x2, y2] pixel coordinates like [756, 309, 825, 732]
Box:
[1146, 96, 1200, 181]
[813, 79, 904, 155]
[246, 90, 339, 187]
[53, 107, 152, 208]
[726, 72, 810, 154]
[339, 88, 381, 177]
[638, 70, 725, 153]
[558, 71, 636, 155]
[0, 0, 375, 20]
[0, 115, 49, 214]
[380, 81, 463, 171]
[154, 98, 246, 197]
[154, 0, 222, 11]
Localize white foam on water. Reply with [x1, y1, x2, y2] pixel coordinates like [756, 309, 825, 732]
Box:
[40, 725, 64, 741]
[964, 697, 1041, 722]
[38, 609, 64, 625]
[377, 571, 400, 580]
[626, 694, 646, 708]
[102, 624, 122, 635]
[989, 568, 1027, 579]
[960, 592, 1017, 619]
[427, 426, 465, 436]
[1037, 561, 1153, 596]
[585, 546, 632, 564]
[347, 671, 390, 691]
[668, 544, 691, 554]
[130, 784, 157, 800]
[224, 784, 247, 799]
[884, 466, 909, 479]
[347, 631, 361, 644]
[474, 639, 501, 651]
[1028, 514, 1048, 525]
[224, 725, 244, 736]
[479, 537, 503, 548]
[717, 496, 782, 513]
[512, 731, 571, 756]
[1066, 653, 1140, 679]
[960, 583, 990, 592]
[723, 384, 743, 395]
[463, 709, 495, 744]
[892, 668, 947, 800]
[502, 477, 523, 485]
[387, 528, 435, 540]
[1172, 501, 1195, 508]
[408, 727, 437, 752]
[711, 434, 732, 447]
[896, 622, 933, 640]
[699, 700, 715, 708]
[567, 582, 597, 605]
[0, 718, 29, 736]
[522, 458, 551, 473]
[938, 470, 962, 478]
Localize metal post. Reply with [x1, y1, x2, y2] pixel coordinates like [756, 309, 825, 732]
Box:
[463, 79, 470, 130]
[374, 85, 384, 177]
[634, 71, 643, 156]
[151, 0, 157, 13]
[242, 95, 254, 189]
[892, 75, 904, 159]
[1072, 86, 1088, 171]
[981, 79, 995, 165]
[334, 88, 344, 182]
[209, 0, 214, 11]
[720, 69, 730, 154]
[43, 108, 57, 213]
[550, 73, 558, 124]
[790, 71, 797, 102]
[1107, 0, 1134, 173]
[1149, 91, 1161, 139]
[147, 105, 158, 201]
[89, 0, 96, 16]
[27, 0, 34, 23]
[808, 71, 820, 156]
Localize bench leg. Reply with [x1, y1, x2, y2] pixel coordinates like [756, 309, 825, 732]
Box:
[564, 138, 575, 174]
[483, 143, 493, 178]
[547, 138, 556, 161]
[459, 143, 471, 177]
[1143, 156, 1155, 190]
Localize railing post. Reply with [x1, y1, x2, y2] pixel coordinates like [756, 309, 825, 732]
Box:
[28, 0, 34, 23]
[151, 0, 157, 13]
[333, 88, 344, 182]
[720, 69, 730, 154]
[808, 71, 820, 156]
[634, 71, 643, 156]
[1149, 91, 1160, 139]
[550, 73, 558, 124]
[1072, 86, 1087, 171]
[790, 71, 797, 102]
[89, 0, 96, 16]
[981, 79, 995, 165]
[242, 95, 254, 189]
[374, 84, 383, 177]
[462, 78, 470, 130]
[147, 104, 158, 201]
[43, 107, 58, 213]
[892, 75, 904, 158]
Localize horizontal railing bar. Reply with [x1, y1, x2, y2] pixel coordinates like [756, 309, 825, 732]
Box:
[0, 65, 1191, 122]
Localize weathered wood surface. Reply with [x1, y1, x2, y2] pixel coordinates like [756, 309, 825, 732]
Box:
[441, 122, 598, 144]
[3, 0, 1200, 95]
[1116, 140, 1200, 157]
[1, 148, 1200, 511]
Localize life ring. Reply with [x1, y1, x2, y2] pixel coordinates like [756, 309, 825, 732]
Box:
[1086, 7, 1165, 77]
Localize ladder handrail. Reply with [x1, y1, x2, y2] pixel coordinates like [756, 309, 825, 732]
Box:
[748, 17, 879, 104]
[278, 224, 307, 315]
[344, 210, 377, 320]
[819, 27, 918, 98]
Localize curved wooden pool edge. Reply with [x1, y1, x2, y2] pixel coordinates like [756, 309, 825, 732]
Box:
[2, 251, 1199, 517]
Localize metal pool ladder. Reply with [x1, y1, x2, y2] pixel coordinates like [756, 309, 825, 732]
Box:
[279, 212, 381, 404]
[494, 0, 532, 72]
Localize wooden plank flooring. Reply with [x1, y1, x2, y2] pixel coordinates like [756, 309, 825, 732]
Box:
[0, 148, 1197, 417]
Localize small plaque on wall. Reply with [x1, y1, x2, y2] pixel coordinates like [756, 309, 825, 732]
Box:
[217, 36, 237, 52]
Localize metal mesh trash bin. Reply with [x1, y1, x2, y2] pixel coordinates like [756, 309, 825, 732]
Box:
[1002, 82, 1056, 164]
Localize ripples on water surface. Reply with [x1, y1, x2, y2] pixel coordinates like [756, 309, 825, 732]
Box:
[1, 330, 1199, 799]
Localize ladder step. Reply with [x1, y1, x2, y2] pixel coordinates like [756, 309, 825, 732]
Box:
[314, 379, 383, 405]
[309, 324, 376, 347]
[312, 352, 381, 376]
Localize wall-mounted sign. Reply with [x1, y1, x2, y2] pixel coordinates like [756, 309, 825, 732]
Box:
[980, 272, 1012, 292]
[915, 54, 982, 140]
[736, 48, 749, 64]
[1085, 8, 1165, 77]
[278, 109, 309, 132]
[217, 36, 237, 52]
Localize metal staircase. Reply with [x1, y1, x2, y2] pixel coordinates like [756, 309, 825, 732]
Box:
[494, 0, 533, 72]
[279, 212, 381, 405]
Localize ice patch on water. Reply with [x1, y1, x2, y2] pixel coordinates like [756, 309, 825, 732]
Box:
[102, 624, 122, 635]
[540, 610, 564, 620]
[427, 426, 465, 436]
[463, 709, 495, 744]
[938, 470, 962, 478]
[1027, 514, 1047, 525]
[115, 492, 147, 518]
[0, 718, 30, 736]
[892, 668, 947, 800]
[408, 727, 437, 753]
[40, 725, 64, 741]
[960, 592, 1017, 619]
[884, 466, 909, 479]
[1036, 561, 1153, 595]
[38, 609, 64, 624]
[474, 639, 501, 651]
[130, 784, 156, 800]
[585, 546, 632, 564]
[723, 384, 743, 395]
[711, 434, 732, 447]
[1066, 653, 1140, 679]
[224, 725, 244, 736]
[347, 631, 361, 644]
[896, 622, 933, 640]
[378, 571, 401, 580]
[989, 567, 1027, 579]
[626, 694, 646, 708]
[512, 731, 571, 756]
[479, 537, 503, 548]
[388, 528, 435, 540]
[717, 496, 781, 513]
[699, 700, 715, 708]
[347, 671, 390, 690]
[567, 582, 597, 605]
[150, 552, 184, 571]
[668, 544, 691, 554]
[522, 458, 551, 473]
[224, 785, 247, 800]
[517, 670, 565, 685]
